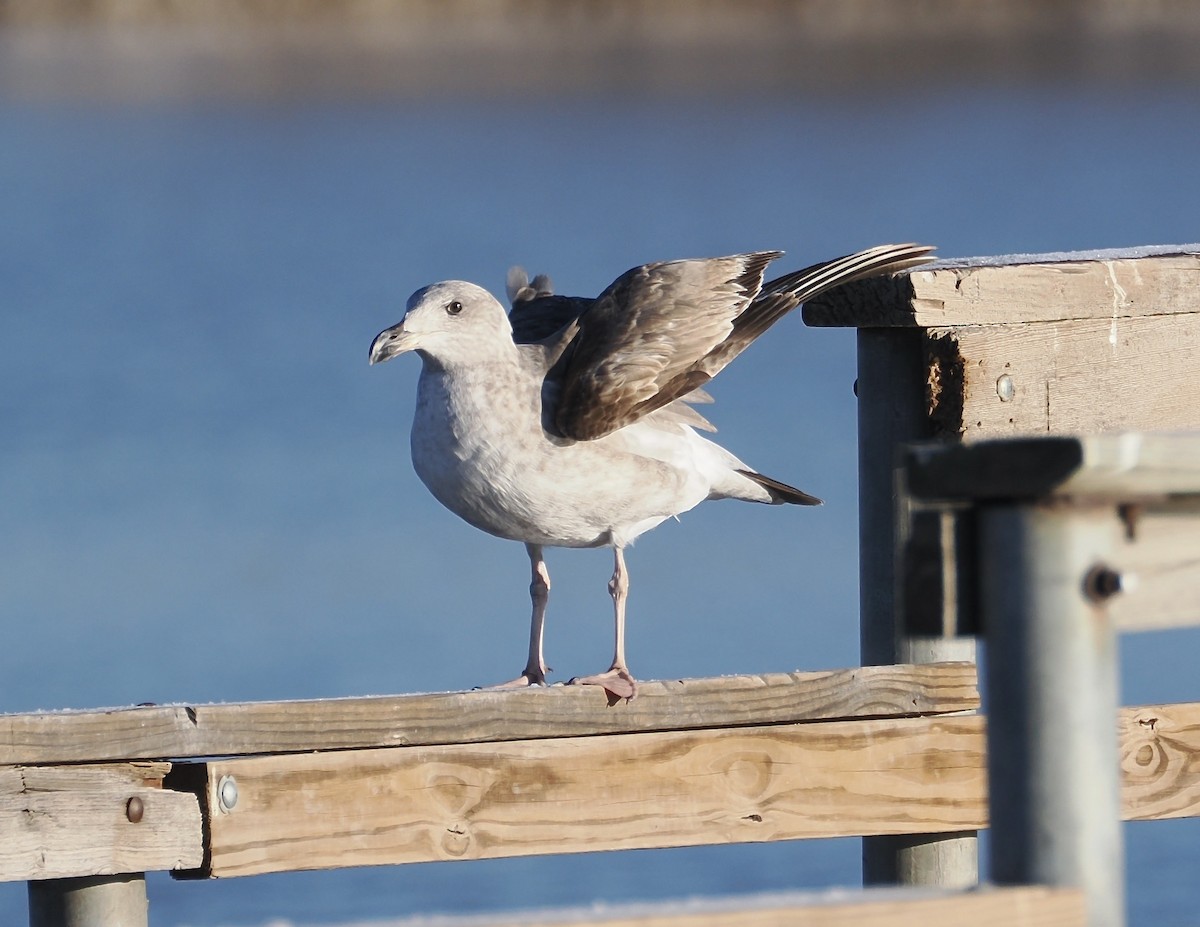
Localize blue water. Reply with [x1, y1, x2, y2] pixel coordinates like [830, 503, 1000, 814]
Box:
[3, 86, 1200, 925]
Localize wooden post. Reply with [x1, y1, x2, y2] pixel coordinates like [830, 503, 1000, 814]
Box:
[856, 329, 978, 888]
[980, 503, 1125, 927]
[28, 874, 149, 927]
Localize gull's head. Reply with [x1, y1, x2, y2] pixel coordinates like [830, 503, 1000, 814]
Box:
[369, 280, 514, 367]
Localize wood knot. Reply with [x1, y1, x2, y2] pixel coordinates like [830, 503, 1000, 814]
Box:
[441, 823, 471, 858]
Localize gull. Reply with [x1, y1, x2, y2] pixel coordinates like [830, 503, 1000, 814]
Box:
[369, 243, 934, 700]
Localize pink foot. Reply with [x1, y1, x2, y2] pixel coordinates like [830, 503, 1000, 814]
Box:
[568, 667, 638, 703]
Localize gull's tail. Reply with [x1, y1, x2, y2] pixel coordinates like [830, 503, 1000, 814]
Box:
[738, 469, 823, 506]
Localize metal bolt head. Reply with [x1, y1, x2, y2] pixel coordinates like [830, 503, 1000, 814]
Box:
[126, 796, 144, 823]
[217, 775, 239, 812]
[1083, 564, 1123, 603]
[996, 373, 1015, 402]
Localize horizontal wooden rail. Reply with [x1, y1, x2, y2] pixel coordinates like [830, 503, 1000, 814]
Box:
[192, 713, 986, 878]
[803, 244, 1200, 328]
[900, 435, 1200, 636]
[176, 701, 1200, 879]
[1, 762, 202, 881]
[464, 886, 1087, 927]
[4, 680, 1199, 884]
[0, 663, 979, 765]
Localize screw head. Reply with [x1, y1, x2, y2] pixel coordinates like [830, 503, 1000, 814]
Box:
[996, 373, 1015, 402]
[217, 775, 239, 812]
[126, 796, 144, 823]
[1083, 564, 1123, 603]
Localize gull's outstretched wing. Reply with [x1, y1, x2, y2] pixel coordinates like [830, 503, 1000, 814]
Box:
[552, 244, 934, 441]
[553, 251, 781, 441]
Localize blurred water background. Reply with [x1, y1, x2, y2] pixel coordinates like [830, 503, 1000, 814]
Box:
[2, 2, 1200, 924]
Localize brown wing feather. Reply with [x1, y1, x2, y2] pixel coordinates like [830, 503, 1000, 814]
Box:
[630, 243, 935, 418]
[555, 251, 782, 440]
[544, 243, 934, 442]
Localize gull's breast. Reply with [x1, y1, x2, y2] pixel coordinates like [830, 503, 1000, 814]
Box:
[410, 368, 704, 548]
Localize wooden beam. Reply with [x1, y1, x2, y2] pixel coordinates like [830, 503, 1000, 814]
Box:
[904, 434, 1200, 502]
[194, 714, 989, 878]
[921, 315, 1200, 440]
[2, 700, 1196, 883]
[177, 700, 1200, 879]
[804, 245, 1200, 328]
[1121, 702, 1200, 821]
[468, 886, 1086, 927]
[0, 663, 980, 766]
[905, 505, 1200, 636]
[0, 762, 202, 882]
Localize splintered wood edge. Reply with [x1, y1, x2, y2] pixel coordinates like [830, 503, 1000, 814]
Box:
[803, 246, 1200, 328]
[0, 662, 979, 765]
[1, 762, 203, 882]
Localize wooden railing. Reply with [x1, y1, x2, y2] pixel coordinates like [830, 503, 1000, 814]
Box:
[7, 659, 1200, 924]
[6, 244, 1200, 926]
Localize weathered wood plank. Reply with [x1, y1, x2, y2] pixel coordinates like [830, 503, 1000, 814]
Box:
[196, 715, 989, 878]
[0, 663, 980, 765]
[905, 434, 1200, 502]
[2, 700, 1194, 883]
[470, 886, 1086, 927]
[904, 503, 1200, 636]
[921, 315, 1200, 439]
[1121, 702, 1200, 821]
[0, 762, 203, 882]
[804, 245, 1200, 328]
[181, 700, 1200, 879]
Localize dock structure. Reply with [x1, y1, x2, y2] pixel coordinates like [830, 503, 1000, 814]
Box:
[5, 245, 1200, 925]
[804, 243, 1200, 900]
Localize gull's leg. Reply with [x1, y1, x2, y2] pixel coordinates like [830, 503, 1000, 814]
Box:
[569, 546, 638, 701]
[492, 543, 551, 688]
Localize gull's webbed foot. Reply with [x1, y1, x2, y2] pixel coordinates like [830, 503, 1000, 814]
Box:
[487, 666, 550, 689]
[568, 666, 638, 703]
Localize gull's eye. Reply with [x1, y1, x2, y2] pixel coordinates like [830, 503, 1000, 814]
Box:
[446, 300, 463, 316]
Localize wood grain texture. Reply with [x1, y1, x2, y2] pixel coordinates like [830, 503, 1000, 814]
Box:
[1121, 703, 1200, 821]
[3, 700, 1195, 882]
[0, 663, 980, 765]
[184, 700, 1200, 879]
[471, 886, 1086, 927]
[0, 762, 203, 882]
[923, 315, 1200, 439]
[197, 715, 989, 878]
[804, 247, 1200, 328]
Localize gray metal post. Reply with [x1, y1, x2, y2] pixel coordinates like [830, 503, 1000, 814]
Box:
[28, 875, 149, 927]
[856, 329, 977, 887]
[981, 503, 1125, 927]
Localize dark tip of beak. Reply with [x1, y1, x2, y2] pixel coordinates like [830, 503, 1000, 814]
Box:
[369, 326, 403, 366]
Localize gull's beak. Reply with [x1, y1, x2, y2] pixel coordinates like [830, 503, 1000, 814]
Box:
[369, 322, 418, 365]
